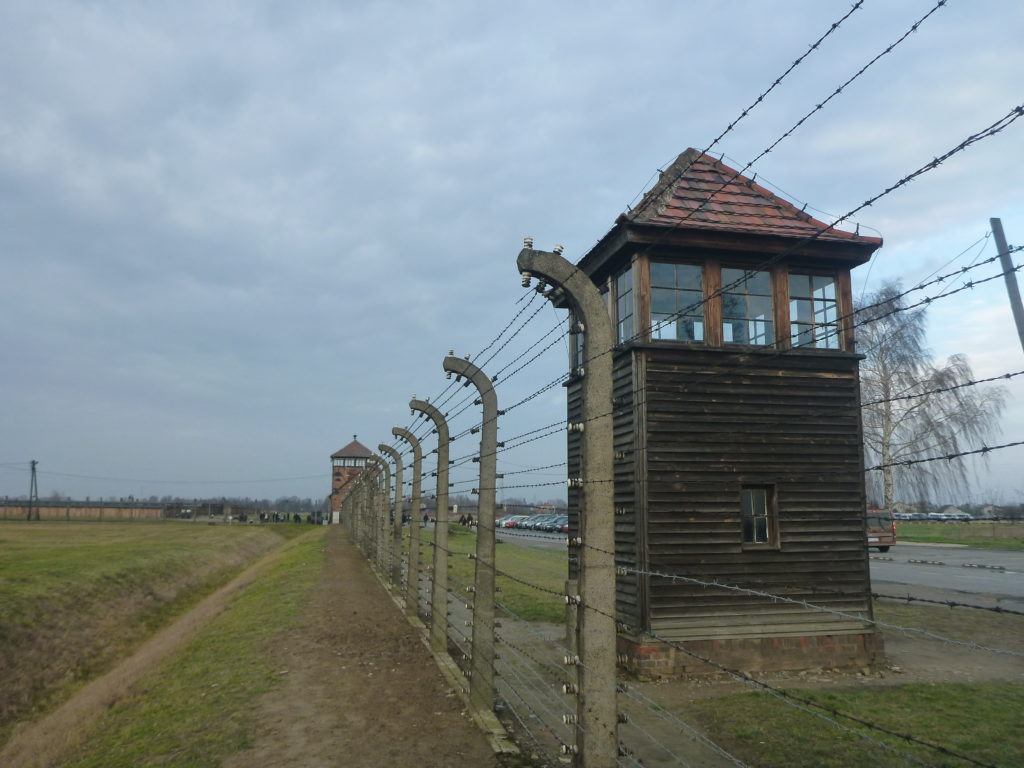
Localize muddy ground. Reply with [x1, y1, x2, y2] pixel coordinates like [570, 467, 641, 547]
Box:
[224, 529, 499, 768]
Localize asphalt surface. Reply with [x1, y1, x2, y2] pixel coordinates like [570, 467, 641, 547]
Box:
[870, 542, 1024, 610]
[495, 528, 1024, 609]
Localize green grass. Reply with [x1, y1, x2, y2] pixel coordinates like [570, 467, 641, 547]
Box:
[63, 528, 326, 768]
[896, 521, 1024, 551]
[0, 522, 299, 742]
[684, 682, 1024, 767]
[414, 525, 567, 623]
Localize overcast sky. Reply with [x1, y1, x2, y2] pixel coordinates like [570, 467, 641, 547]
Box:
[2, 0, 1023, 505]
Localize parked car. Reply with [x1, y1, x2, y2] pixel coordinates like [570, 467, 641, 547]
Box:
[866, 507, 896, 552]
[545, 514, 568, 531]
[504, 515, 530, 528]
[527, 514, 560, 531]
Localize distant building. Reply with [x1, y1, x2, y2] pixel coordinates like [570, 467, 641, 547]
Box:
[330, 436, 372, 522]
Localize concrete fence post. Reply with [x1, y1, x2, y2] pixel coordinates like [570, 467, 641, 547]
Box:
[375, 457, 390, 574]
[379, 444, 404, 588]
[410, 396, 450, 654]
[442, 354, 498, 719]
[355, 475, 366, 553]
[393, 427, 423, 619]
[368, 456, 389, 573]
[518, 243, 618, 768]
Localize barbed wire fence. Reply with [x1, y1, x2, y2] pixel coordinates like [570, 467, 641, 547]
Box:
[335, 9, 1024, 761]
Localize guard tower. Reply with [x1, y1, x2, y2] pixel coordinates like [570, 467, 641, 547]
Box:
[569, 149, 885, 675]
[330, 436, 372, 521]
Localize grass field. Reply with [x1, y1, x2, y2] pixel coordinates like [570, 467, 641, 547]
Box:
[896, 521, 1024, 550]
[62, 528, 326, 768]
[413, 523, 1024, 765]
[0, 521, 308, 744]
[412, 524, 567, 622]
[684, 682, 1024, 767]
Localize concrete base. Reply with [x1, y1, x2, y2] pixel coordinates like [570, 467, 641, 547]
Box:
[618, 630, 885, 679]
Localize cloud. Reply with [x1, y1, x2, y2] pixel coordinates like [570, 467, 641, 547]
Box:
[1, 0, 1022, 502]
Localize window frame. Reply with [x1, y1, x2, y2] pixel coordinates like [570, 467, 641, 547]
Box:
[740, 484, 779, 550]
[788, 270, 842, 351]
[720, 266, 776, 348]
[613, 264, 635, 345]
[649, 260, 706, 345]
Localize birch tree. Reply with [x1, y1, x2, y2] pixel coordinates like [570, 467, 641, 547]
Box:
[858, 283, 1007, 509]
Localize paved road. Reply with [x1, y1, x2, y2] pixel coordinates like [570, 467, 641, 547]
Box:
[497, 528, 1024, 608]
[870, 542, 1024, 610]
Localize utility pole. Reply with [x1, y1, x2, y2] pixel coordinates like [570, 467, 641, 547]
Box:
[379, 443, 404, 588]
[393, 427, 423, 619]
[519, 241, 619, 768]
[991, 218, 1024, 354]
[410, 396, 450, 655]
[443, 354, 498, 721]
[28, 460, 39, 521]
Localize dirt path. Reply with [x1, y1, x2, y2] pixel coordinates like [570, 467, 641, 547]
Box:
[0, 533, 306, 768]
[225, 527, 497, 768]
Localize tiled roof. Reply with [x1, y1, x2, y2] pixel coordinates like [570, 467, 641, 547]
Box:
[331, 437, 373, 459]
[625, 148, 882, 246]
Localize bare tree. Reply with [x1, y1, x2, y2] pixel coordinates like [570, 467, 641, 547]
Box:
[858, 282, 1008, 509]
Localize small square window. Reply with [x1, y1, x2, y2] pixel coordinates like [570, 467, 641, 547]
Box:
[740, 486, 778, 548]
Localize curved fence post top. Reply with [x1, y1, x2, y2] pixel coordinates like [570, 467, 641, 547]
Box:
[392, 426, 420, 450]
[442, 355, 495, 397]
[409, 398, 445, 427]
[378, 443, 400, 462]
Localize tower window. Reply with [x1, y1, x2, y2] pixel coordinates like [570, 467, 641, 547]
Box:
[651, 262, 704, 342]
[789, 273, 840, 350]
[615, 267, 634, 344]
[722, 268, 774, 346]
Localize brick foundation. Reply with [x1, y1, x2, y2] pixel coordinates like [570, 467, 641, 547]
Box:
[617, 631, 885, 679]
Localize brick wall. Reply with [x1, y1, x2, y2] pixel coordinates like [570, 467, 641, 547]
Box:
[617, 631, 884, 679]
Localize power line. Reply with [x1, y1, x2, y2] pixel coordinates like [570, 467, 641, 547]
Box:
[624, 0, 866, 215]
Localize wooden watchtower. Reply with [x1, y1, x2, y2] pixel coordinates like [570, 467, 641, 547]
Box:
[330, 436, 372, 522]
[568, 150, 885, 674]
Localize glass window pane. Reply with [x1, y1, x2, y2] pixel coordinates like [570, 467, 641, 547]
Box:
[651, 262, 675, 288]
[679, 265, 702, 292]
[789, 273, 812, 299]
[748, 318, 773, 346]
[651, 287, 676, 314]
[652, 315, 676, 340]
[617, 268, 632, 294]
[746, 270, 772, 295]
[812, 275, 836, 300]
[791, 323, 814, 348]
[755, 516, 768, 543]
[722, 294, 745, 318]
[748, 295, 773, 319]
[679, 289, 702, 316]
[724, 320, 739, 344]
[791, 298, 814, 324]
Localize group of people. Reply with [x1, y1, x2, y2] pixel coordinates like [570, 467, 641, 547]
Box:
[401, 511, 475, 526]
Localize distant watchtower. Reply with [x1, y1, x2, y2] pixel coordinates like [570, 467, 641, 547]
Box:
[330, 436, 372, 521]
[569, 149, 885, 675]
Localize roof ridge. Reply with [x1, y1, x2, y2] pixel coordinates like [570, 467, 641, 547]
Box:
[624, 148, 881, 246]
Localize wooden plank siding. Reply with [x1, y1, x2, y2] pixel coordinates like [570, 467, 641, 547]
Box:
[565, 351, 644, 631]
[638, 346, 873, 641]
